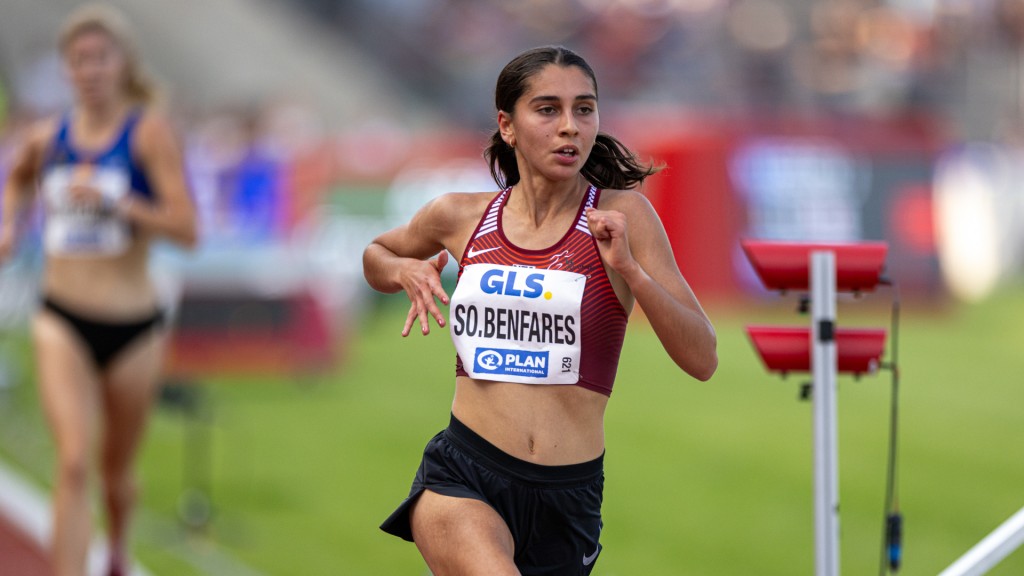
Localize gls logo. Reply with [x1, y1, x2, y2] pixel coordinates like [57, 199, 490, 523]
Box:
[480, 269, 551, 300]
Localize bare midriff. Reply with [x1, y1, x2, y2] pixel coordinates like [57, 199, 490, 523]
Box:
[42, 234, 158, 318]
[452, 375, 608, 466]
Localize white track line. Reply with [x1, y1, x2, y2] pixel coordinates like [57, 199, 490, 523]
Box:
[0, 457, 153, 576]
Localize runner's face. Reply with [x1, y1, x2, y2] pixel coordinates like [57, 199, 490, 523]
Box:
[63, 30, 126, 108]
[501, 64, 599, 183]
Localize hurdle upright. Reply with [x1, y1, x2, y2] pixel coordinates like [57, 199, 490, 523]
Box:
[742, 240, 889, 576]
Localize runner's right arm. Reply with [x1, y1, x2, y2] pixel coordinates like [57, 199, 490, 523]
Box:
[0, 122, 52, 264]
[362, 193, 454, 334]
[363, 193, 475, 336]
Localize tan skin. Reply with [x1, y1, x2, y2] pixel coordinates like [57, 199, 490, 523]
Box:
[364, 64, 716, 575]
[0, 29, 196, 576]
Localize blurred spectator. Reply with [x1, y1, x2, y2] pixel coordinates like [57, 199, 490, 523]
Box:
[726, 0, 795, 111]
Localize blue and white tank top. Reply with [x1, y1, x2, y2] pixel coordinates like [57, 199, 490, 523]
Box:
[39, 110, 154, 256]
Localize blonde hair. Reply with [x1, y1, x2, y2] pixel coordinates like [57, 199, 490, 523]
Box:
[58, 3, 156, 104]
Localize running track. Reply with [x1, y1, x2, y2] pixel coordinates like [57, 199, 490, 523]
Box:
[0, 458, 52, 575]
[0, 456, 262, 576]
[0, 512, 50, 575]
[0, 459, 152, 576]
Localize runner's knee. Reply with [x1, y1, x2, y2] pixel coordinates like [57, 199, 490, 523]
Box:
[57, 455, 90, 493]
[100, 466, 136, 500]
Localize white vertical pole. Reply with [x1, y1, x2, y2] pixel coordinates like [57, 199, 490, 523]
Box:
[812, 251, 840, 576]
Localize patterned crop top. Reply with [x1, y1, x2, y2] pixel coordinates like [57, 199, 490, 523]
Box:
[450, 185, 628, 397]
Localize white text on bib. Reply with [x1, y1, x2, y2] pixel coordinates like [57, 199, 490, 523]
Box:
[42, 164, 131, 257]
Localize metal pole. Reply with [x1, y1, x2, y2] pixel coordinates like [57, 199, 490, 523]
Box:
[812, 251, 840, 576]
[939, 506, 1024, 576]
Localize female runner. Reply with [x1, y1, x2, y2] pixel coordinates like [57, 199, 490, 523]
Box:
[0, 4, 196, 575]
[363, 45, 716, 575]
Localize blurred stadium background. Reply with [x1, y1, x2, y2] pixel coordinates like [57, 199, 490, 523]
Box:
[1, 0, 1023, 574]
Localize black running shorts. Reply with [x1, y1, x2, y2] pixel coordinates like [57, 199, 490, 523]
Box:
[380, 414, 605, 575]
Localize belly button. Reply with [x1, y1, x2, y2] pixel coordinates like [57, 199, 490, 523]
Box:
[528, 438, 536, 454]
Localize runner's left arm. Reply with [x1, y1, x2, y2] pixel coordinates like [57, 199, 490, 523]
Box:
[123, 111, 197, 248]
[586, 192, 717, 381]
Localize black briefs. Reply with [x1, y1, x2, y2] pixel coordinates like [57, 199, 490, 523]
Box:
[381, 415, 605, 575]
[42, 297, 164, 370]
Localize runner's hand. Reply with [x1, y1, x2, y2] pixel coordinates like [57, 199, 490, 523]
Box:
[69, 183, 111, 212]
[585, 207, 638, 277]
[401, 251, 450, 337]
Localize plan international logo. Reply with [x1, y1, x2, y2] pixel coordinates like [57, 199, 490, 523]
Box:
[473, 348, 548, 378]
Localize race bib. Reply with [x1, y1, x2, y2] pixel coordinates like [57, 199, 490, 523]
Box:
[450, 264, 586, 384]
[42, 164, 131, 257]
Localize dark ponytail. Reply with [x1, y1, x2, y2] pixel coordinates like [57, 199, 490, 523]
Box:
[582, 133, 660, 190]
[484, 45, 661, 190]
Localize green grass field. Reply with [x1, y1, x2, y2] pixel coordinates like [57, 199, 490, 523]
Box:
[2, 287, 1023, 575]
